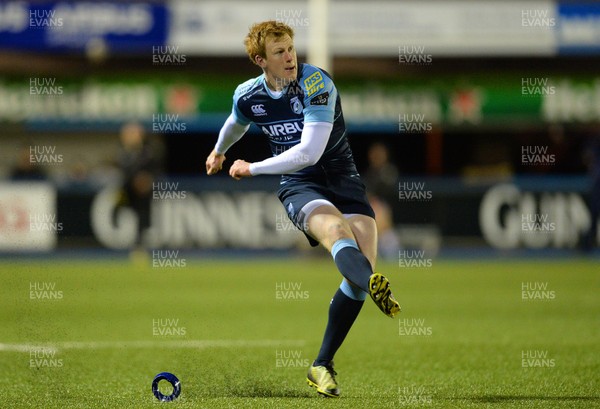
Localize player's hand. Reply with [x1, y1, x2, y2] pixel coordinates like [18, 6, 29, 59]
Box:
[206, 150, 225, 175]
[229, 159, 252, 180]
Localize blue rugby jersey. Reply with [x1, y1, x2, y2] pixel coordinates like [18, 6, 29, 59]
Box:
[230, 63, 357, 182]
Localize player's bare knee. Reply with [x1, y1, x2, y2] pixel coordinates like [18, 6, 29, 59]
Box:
[323, 220, 353, 248]
[327, 223, 351, 241]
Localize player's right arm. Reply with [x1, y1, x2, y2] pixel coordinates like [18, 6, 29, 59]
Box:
[206, 85, 253, 175]
[206, 114, 250, 175]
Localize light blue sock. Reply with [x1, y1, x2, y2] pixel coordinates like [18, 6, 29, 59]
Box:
[339, 279, 367, 301]
[331, 238, 372, 292]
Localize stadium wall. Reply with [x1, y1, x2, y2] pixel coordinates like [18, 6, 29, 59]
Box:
[0, 176, 596, 253]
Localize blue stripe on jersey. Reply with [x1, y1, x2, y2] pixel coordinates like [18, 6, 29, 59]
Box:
[254, 118, 306, 125]
[269, 140, 298, 145]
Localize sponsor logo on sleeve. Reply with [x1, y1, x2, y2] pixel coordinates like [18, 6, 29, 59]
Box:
[310, 92, 329, 106]
[304, 71, 324, 96]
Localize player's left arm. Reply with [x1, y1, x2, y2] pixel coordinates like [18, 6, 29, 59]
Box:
[230, 122, 333, 179]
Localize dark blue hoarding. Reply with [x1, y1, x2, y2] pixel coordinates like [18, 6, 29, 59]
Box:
[0, 1, 167, 54]
[557, 2, 600, 54]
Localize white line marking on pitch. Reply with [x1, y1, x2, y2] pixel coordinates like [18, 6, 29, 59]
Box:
[0, 339, 305, 353]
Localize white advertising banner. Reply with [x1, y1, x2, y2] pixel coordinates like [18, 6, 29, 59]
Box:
[0, 183, 58, 251]
[169, 0, 556, 56]
[331, 0, 556, 56]
[169, 1, 311, 55]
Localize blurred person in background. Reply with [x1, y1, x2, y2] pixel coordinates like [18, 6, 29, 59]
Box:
[10, 145, 47, 181]
[582, 132, 600, 251]
[363, 142, 398, 197]
[205, 20, 400, 398]
[547, 123, 581, 174]
[363, 142, 400, 260]
[117, 122, 161, 249]
[66, 159, 91, 189]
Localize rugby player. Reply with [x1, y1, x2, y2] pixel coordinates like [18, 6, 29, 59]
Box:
[205, 20, 400, 398]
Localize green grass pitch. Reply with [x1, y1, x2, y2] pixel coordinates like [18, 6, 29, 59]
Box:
[0, 256, 598, 408]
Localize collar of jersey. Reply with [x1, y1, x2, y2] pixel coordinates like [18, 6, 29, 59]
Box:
[261, 76, 287, 100]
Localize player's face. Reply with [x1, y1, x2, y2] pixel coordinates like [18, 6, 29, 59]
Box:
[261, 34, 297, 90]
